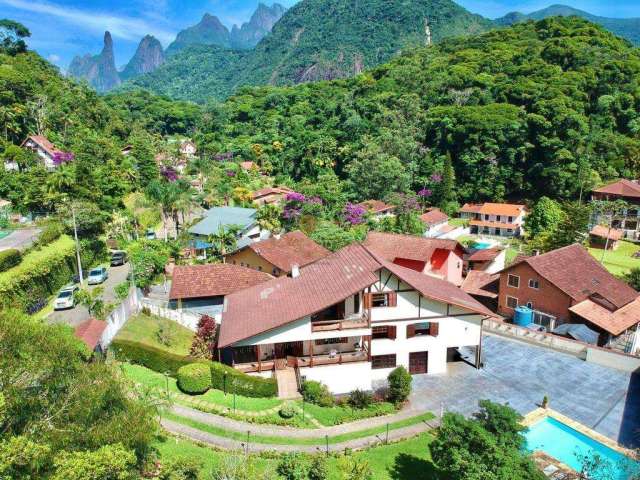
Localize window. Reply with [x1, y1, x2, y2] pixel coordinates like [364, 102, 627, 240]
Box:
[272, 267, 280, 276]
[372, 354, 396, 369]
[372, 293, 388, 308]
[414, 322, 431, 336]
[507, 274, 520, 288]
[315, 338, 347, 346]
[506, 296, 518, 309]
[257, 266, 263, 271]
[372, 326, 396, 340]
[526, 302, 533, 309]
[484, 214, 489, 220]
[368, 292, 397, 308]
[508, 216, 513, 223]
[528, 279, 539, 289]
[353, 293, 360, 314]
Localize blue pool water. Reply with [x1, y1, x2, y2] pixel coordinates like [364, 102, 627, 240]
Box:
[525, 417, 639, 479]
[473, 241, 493, 250]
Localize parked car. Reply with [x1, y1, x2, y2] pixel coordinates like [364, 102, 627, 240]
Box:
[110, 250, 127, 266]
[87, 267, 108, 285]
[54, 285, 79, 310]
[145, 229, 156, 240]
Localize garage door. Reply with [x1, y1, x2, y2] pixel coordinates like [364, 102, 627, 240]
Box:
[409, 351, 428, 374]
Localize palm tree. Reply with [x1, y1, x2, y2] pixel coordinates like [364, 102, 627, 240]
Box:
[145, 179, 183, 241]
[207, 224, 241, 260]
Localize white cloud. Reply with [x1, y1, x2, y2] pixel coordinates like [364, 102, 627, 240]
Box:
[47, 53, 61, 63]
[0, 0, 177, 45]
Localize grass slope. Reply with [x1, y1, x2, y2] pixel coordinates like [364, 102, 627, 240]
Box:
[115, 314, 194, 356]
[588, 240, 640, 277]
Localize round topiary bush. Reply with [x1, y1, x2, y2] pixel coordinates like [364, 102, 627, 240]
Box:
[177, 363, 211, 394]
[279, 405, 296, 419]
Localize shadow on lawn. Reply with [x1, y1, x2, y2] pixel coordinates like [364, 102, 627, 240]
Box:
[388, 453, 441, 479]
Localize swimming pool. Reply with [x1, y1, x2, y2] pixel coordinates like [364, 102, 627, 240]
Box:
[525, 417, 638, 479]
[473, 241, 493, 250]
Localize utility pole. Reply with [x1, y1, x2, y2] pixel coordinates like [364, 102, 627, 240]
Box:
[71, 204, 84, 286]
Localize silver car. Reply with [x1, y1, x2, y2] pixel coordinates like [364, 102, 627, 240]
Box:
[87, 267, 108, 285]
[54, 285, 79, 310]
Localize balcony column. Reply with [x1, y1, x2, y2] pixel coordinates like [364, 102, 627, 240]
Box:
[309, 340, 314, 368]
[366, 335, 372, 362]
[257, 344, 262, 372]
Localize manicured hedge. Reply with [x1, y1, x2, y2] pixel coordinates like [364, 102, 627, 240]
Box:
[0, 236, 76, 312]
[0, 249, 21, 272]
[111, 339, 194, 375]
[210, 362, 277, 398]
[177, 363, 211, 394]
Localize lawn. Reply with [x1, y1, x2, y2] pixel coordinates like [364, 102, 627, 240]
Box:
[448, 218, 467, 228]
[588, 240, 640, 276]
[300, 400, 396, 426]
[115, 313, 194, 355]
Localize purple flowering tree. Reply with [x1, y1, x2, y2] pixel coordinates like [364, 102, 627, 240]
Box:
[161, 166, 179, 182]
[343, 202, 367, 225]
[52, 151, 74, 166]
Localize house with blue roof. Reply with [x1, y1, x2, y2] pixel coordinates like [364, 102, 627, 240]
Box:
[188, 207, 265, 256]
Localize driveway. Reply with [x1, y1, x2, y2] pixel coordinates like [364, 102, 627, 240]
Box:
[47, 262, 131, 328]
[401, 335, 640, 448]
[0, 228, 40, 251]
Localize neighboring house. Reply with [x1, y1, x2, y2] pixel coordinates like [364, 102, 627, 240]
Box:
[356, 200, 395, 220]
[465, 248, 506, 274]
[180, 140, 197, 157]
[364, 231, 465, 286]
[459, 203, 527, 237]
[589, 225, 623, 250]
[74, 319, 108, 355]
[18, 135, 60, 171]
[240, 161, 258, 172]
[225, 230, 330, 276]
[420, 208, 449, 236]
[591, 179, 640, 240]
[169, 263, 272, 317]
[461, 271, 500, 311]
[189, 207, 265, 251]
[497, 244, 640, 350]
[217, 243, 494, 394]
[252, 186, 294, 207]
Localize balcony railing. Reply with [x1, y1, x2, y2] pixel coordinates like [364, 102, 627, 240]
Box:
[296, 349, 368, 367]
[311, 311, 369, 332]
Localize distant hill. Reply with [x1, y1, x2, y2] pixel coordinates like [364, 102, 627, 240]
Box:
[120, 35, 165, 81]
[68, 31, 121, 93]
[123, 0, 494, 103]
[495, 4, 640, 45]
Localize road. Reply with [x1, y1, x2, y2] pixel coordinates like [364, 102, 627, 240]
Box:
[0, 228, 40, 252]
[47, 262, 131, 328]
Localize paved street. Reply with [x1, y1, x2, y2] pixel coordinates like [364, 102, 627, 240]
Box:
[48, 262, 131, 328]
[0, 228, 40, 251]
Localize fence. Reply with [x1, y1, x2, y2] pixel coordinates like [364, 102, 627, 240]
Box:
[101, 286, 142, 349]
[139, 299, 201, 332]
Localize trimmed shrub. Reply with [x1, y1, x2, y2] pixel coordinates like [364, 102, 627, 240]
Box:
[301, 380, 334, 407]
[36, 222, 63, 246]
[210, 362, 277, 398]
[276, 453, 309, 480]
[177, 363, 211, 394]
[0, 249, 21, 272]
[110, 339, 194, 375]
[387, 366, 412, 404]
[348, 389, 373, 409]
[279, 405, 295, 419]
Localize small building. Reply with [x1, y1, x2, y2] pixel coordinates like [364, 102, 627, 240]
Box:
[589, 225, 623, 250]
[465, 247, 506, 274]
[169, 263, 272, 316]
[459, 203, 527, 237]
[420, 208, 449, 236]
[225, 230, 330, 276]
[252, 186, 294, 207]
[591, 180, 640, 240]
[356, 200, 395, 220]
[461, 271, 500, 311]
[180, 140, 197, 157]
[189, 207, 264, 251]
[74, 319, 108, 355]
[20, 135, 60, 170]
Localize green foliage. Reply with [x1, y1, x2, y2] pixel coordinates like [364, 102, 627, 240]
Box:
[177, 363, 211, 394]
[625, 268, 640, 291]
[279, 405, 296, 419]
[114, 281, 130, 301]
[387, 366, 412, 405]
[0, 235, 75, 312]
[157, 456, 202, 480]
[76, 286, 106, 320]
[0, 19, 30, 55]
[301, 380, 334, 407]
[308, 456, 329, 480]
[51, 443, 137, 480]
[310, 221, 357, 251]
[348, 389, 373, 409]
[337, 456, 373, 480]
[111, 338, 194, 375]
[277, 453, 310, 480]
[128, 240, 171, 288]
[0, 435, 51, 479]
[210, 361, 278, 398]
[36, 222, 63, 246]
[525, 197, 564, 239]
[0, 248, 20, 272]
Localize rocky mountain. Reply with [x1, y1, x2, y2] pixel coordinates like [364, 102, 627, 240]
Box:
[120, 35, 165, 81]
[230, 3, 286, 50]
[166, 13, 231, 55]
[68, 31, 121, 92]
[123, 0, 493, 102]
[495, 4, 640, 45]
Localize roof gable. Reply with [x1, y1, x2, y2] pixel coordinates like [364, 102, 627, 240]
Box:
[364, 231, 462, 264]
[593, 179, 640, 198]
[189, 207, 257, 236]
[248, 230, 330, 272]
[169, 264, 272, 300]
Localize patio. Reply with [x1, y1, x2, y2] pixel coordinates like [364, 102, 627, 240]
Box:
[396, 335, 640, 448]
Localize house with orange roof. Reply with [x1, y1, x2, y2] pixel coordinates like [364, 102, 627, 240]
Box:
[592, 179, 640, 240]
[420, 208, 449, 236]
[252, 186, 294, 207]
[459, 202, 527, 237]
[16, 135, 61, 171]
[356, 200, 395, 220]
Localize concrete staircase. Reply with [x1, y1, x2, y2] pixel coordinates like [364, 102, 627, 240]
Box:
[275, 367, 302, 399]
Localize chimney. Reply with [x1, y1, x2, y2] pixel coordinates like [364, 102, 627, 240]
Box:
[291, 264, 300, 278]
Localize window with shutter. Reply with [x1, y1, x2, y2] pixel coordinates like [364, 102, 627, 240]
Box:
[363, 293, 373, 309]
[389, 325, 397, 339]
[388, 291, 397, 307]
[406, 324, 416, 338]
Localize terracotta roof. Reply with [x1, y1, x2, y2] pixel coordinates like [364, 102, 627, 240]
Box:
[569, 297, 640, 336]
[470, 219, 519, 230]
[461, 271, 500, 299]
[364, 231, 462, 263]
[506, 244, 638, 310]
[460, 203, 483, 214]
[589, 225, 623, 241]
[479, 203, 526, 217]
[169, 263, 272, 300]
[420, 208, 449, 226]
[467, 247, 503, 262]
[593, 179, 640, 199]
[356, 200, 395, 214]
[21, 135, 58, 156]
[247, 231, 330, 273]
[252, 186, 294, 200]
[240, 161, 258, 170]
[74, 319, 107, 350]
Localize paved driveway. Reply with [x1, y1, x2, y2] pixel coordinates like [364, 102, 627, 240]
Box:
[0, 228, 40, 251]
[403, 335, 640, 448]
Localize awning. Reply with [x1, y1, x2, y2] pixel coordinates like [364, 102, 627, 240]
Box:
[188, 239, 213, 250]
[552, 323, 600, 345]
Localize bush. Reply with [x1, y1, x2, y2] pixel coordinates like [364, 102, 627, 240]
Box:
[210, 362, 277, 398]
[387, 366, 412, 404]
[301, 380, 334, 407]
[308, 456, 329, 480]
[276, 453, 309, 480]
[0, 249, 21, 272]
[110, 339, 194, 375]
[177, 363, 211, 394]
[348, 389, 373, 409]
[279, 405, 296, 419]
[36, 222, 62, 246]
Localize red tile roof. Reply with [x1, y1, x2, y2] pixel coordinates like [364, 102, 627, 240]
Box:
[247, 231, 330, 273]
[593, 179, 640, 199]
[364, 231, 462, 263]
[21, 135, 58, 156]
[74, 319, 107, 350]
[479, 203, 526, 217]
[460, 203, 483, 214]
[356, 200, 395, 214]
[420, 208, 449, 226]
[506, 244, 638, 310]
[252, 186, 294, 200]
[467, 247, 503, 262]
[589, 225, 623, 241]
[461, 271, 500, 299]
[569, 297, 640, 336]
[169, 263, 272, 300]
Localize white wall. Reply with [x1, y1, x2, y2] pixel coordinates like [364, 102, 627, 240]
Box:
[484, 250, 507, 274]
[300, 362, 373, 394]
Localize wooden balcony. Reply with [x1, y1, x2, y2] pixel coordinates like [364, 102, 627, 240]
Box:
[311, 311, 370, 332]
[296, 350, 368, 367]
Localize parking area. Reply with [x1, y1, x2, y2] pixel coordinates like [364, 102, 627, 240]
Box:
[402, 335, 640, 448]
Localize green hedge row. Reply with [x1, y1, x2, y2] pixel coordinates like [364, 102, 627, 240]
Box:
[210, 362, 277, 398]
[0, 235, 76, 311]
[177, 363, 211, 394]
[0, 249, 21, 273]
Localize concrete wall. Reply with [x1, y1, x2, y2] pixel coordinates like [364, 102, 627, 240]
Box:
[586, 347, 640, 372]
[226, 248, 280, 276]
[300, 362, 373, 394]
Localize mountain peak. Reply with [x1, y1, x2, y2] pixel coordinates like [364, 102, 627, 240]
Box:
[166, 12, 231, 55]
[68, 30, 120, 92]
[121, 35, 165, 81]
[230, 2, 286, 50]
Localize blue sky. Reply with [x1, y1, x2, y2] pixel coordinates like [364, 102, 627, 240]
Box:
[1, 0, 639, 71]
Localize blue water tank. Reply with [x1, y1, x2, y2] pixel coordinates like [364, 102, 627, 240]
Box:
[513, 306, 533, 327]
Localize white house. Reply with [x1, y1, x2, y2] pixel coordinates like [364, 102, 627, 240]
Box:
[14, 135, 60, 171]
[217, 243, 494, 395]
[180, 140, 197, 157]
[459, 203, 527, 237]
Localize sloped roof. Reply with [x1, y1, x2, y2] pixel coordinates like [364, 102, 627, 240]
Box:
[74, 319, 107, 350]
[420, 208, 449, 226]
[21, 135, 58, 156]
[240, 161, 258, 170]
[506, 244, 638, 310]
[364, 231, 462, 263]
[593, 179, 640, 199]
[461, 271, 500, 299]
[189, 207, 257, 236]
[170, 263, 272, 300]
[252, 186, 294, 199]
[460, 203, 483, 214]
[356, 200, 395, 214]
[247, 231, 330, 273]
[569, 297, 640, 336]
[467, 247, 503, 262]
[479, 203, 526, 216]
[589, 225, 623, 241]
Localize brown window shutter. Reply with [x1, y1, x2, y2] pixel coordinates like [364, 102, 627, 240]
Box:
[389, 325, 396, 340]
[364, 293, 372, 309]
[388, 291, 397, 307]
[406, 324, 416, 338]
[430, 322, 439, 337]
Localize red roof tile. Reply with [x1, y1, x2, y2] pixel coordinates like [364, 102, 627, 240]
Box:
[589, 225, 623, 241]
[364, 231, 462, 263]
[460, 203, 483, 214]
[569, 297, 640, 335]
[461, 271, 500, 299]
[467, 247, 503, 262]
[247, 231, 330, 273]
[21, 135, 58, 156]
[593, 179, 640, 199]
[169, 264, 272, 300]
[479, 203, 526, 217]
[420, 208, 449, 226]
[252, 186, 294, 199]
[74, 319, 107, 350]
[356, 200, 395, 214]
[240, 161, 258, 170]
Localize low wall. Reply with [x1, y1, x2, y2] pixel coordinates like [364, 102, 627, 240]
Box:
[101, 286, 141, 348]
[140, 300, 200, 332]
[586, 347, 640, 372]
